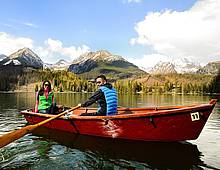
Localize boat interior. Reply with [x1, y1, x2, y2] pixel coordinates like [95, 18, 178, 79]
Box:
[24, 100, 215, 117]
[50, 103, 203, 116]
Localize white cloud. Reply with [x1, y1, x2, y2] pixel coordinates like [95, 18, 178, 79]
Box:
[9, 19, 39, 28]
[128, 0, 142, 3]
[131, 0, 220, 66]
[36, 38, 90, 63]
[128, 53, 171, 69]
[7, 19, 39, 29]
[0, 23, 16, 29]
[0, 32, 90, 63]
[123, 0, 143, 4]
[0, 32, 33, 55]
[23, 22, 38, 28]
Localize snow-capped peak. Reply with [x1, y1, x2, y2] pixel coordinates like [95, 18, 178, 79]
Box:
[2, 47, 44, 69]
[72, 50, 126, 64]
[52, 59, 71, 70]
[149, 61, 177, 74]
[145, 57, 202, 74]
[9, 47, 40, 60]
[173, 57, 201, 73]
[54, 59, 70, 67]
[0, 54, 7, 61]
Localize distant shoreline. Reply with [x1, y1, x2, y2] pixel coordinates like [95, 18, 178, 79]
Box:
[0, 90, 218, 96]
[0, 90, 94, 94]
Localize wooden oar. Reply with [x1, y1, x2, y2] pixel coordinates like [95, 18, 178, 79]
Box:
[0, 105, 80, 148]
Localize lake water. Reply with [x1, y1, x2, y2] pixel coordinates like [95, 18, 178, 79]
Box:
[0, 92, 220, 170]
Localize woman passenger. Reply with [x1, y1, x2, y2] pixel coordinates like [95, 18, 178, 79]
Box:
[35, 80, 56, 114]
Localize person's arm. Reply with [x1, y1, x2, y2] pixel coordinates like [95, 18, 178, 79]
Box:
[81, 90, 103, 107]
[34, 92, 39, 113]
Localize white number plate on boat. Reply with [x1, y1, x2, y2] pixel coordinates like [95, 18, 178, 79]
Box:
[191, 112, 200, 121]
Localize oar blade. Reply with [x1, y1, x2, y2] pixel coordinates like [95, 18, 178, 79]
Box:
[0, 105, 81, 148]
[0, 125, 36, 148]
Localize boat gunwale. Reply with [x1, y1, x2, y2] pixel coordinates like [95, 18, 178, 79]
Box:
[20, 102, 215, 121]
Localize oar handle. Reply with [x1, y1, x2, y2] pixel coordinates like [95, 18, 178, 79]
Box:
[36, 105, 80, 127]
[0, 105, 80, 148]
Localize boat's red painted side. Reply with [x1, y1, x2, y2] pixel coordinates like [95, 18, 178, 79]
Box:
[21, 99, 217, 142]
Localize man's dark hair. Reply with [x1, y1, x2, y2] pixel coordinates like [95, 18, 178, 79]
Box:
[96, 75, 107, 81]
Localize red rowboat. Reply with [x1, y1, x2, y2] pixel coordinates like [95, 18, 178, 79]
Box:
[20, 99, 217, 142]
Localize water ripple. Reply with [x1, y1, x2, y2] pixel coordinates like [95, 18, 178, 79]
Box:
[1, 93, 220, 170]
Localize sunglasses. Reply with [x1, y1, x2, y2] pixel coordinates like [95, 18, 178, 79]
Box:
[96, 81, 102, 84]
[44, 84, 49, 86]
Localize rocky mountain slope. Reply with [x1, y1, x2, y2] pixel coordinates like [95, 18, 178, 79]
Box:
[44, 59, 70, 70]
[0, 48, 43, 69]
[174, 58, 202, 73]
[51, 59, 71, 70]
[149, 58, 202, 74]
[197, 61, 220, 74]
[68, 50, 146, 79]
[0, 54, 7, 61]
[149, 62, 177, 74]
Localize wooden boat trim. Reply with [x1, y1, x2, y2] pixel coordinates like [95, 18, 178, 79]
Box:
[20, 99, 217, 120]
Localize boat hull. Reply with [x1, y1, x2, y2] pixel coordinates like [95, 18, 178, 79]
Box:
[21, 99, 217, 142]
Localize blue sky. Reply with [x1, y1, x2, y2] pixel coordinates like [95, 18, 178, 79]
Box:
[0, 0, 219, 68]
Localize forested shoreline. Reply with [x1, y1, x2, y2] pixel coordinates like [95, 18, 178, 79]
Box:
[0, 67, 218, 94]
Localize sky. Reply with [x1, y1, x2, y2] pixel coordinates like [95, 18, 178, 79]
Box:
[0, 0, 220, 68]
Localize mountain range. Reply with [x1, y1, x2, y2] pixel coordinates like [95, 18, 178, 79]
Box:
[149, 58, 202, 74]
[0, 48, 145, 79]
[0, 48, 220, 76]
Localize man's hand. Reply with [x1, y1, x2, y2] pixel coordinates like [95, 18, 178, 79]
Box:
[78, 103, 82, 107]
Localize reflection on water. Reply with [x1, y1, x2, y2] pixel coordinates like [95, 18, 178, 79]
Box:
[0, 92, 220, 169]
[31, 127, 204, 170]
[56, 92, 212, 108]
